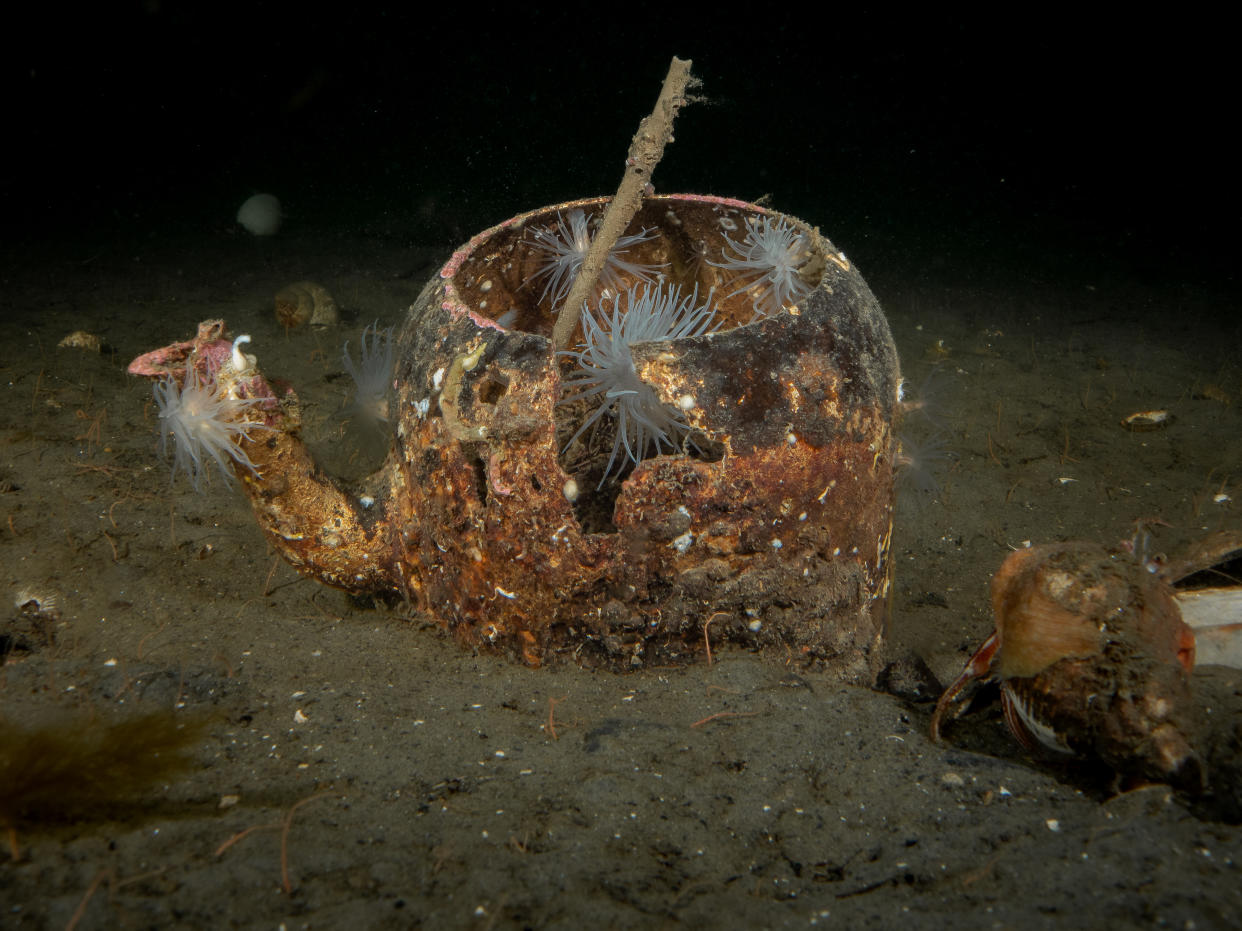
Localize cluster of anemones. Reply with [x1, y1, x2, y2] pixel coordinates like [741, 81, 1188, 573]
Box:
[153, 210, 824, 493]
[559, 283, 719, 485]
[531, 209, 819, 485]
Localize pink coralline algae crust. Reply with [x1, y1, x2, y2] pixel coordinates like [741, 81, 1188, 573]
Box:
[127, 320, 228, 378]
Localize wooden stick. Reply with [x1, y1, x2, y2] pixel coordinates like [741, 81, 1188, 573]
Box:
[550, 56, 696, 352]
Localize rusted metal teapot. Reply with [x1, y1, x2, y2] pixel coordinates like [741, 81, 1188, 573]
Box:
[130, 195, 900, 674]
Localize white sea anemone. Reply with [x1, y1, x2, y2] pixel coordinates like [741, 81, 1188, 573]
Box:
[711, 215, 816, 317]
[342, 321, 395, 423]
[153, 367, 266, 490]
[560, 283, 719, 485]
[527, 209, 665, 311]
[236, 193, 282, 236]
[895, 430, 954, 502]
[897, 365, 949, 426]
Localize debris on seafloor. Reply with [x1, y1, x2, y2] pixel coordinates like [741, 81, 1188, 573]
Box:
[931, 531, 1242, 799]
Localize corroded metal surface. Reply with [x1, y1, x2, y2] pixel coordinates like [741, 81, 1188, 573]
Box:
[132, 195, 901, 676]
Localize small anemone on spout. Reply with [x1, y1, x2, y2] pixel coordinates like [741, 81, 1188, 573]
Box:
[152, 365, 267, 491]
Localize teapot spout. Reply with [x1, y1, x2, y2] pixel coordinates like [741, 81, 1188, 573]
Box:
[130, 322, 404, 597]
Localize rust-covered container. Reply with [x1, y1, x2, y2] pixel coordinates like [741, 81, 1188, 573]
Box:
[133, 194, 901, 678]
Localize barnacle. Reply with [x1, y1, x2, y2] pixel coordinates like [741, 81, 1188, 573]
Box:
[527, 209, 665, 311]
[153, 366, 266, 491]
[559, 283, 719, 486]
[711, 215, 816, 317]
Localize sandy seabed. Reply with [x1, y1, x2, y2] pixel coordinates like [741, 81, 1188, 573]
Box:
[2, 222, 1240, 930]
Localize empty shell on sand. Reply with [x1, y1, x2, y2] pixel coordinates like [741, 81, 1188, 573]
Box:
[275, 281, 339, 330]
[57, 330, 103, 352]
[15, 587, 60, 620]
[1121, 409, 1173, 431]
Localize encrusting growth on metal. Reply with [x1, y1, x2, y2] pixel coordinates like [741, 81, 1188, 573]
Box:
[550, 56, 698, 353]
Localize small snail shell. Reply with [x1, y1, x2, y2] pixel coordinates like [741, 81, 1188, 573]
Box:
[57, 330, 104, 352]
[275, 281, 339, 330]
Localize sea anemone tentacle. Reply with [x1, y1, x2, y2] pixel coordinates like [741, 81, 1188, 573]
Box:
[342, 321, 395, 424]
[559, 283, 719, 486]
[153, 366, 269, 491]
[527, 209, 666, 311]
[895, 430, 955, 502]
[710, 215, 816, 317]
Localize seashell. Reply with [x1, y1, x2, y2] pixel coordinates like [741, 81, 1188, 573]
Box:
[988, 546, 1105, 679]
[57, 330, 103, 352]
[275, 281, 338, 330]
[932, 541, 1203, 790]
[1121, 409, 1173, 431]
[14, 587, 60, 620]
